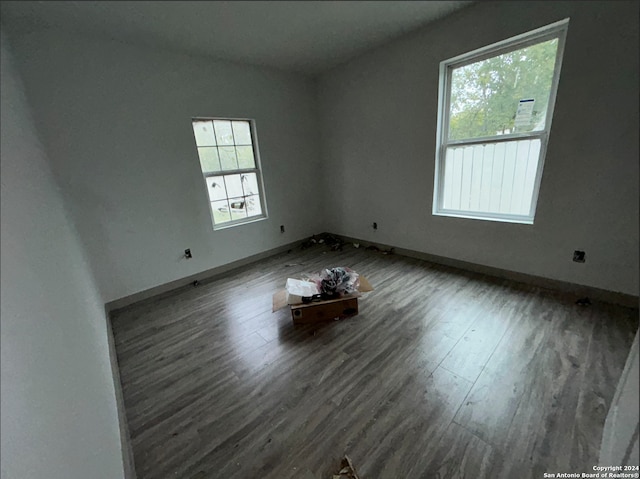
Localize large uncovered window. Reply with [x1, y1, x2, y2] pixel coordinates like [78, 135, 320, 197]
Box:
[433, 19, 568, 224]
[192, 118, 267, 229]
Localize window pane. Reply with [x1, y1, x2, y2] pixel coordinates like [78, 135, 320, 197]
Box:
[442, 139, 541, 216]
[206, 176, 227, 202]
[197, 147, 221, 172]
[246, 195, 262, 217]
[192, 120, 217, 146]
[224, 174, 243, 197]
[211, 200, 231, 224]
[240, 173, 259, 196]
[219, 146, 238, 170]
[236, 146, 255, 169]
[213, 120, 234, 145]
[232, 121, 252, 145]
[448, 38, 558, 141]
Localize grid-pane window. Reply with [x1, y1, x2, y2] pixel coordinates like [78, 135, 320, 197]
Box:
[433, 19, 568, 224]
[192, 118, 266, 228]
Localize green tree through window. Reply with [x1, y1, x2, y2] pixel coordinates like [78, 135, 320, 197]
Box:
[449, 39, 558, 140]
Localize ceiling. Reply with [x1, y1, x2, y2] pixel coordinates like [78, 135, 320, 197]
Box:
[0, 1, 473, 75]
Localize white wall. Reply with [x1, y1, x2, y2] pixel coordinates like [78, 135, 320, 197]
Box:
[7, 30, 323, 303]
[0, 33, 124, 479]
[318, 0, 639, 296]
[6, 2, 638, 303]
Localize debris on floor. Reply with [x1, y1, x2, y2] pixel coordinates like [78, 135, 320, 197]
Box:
[576, 297, 592, 306]
[324, 234, 345, 251]
[300, 233, 346, 251]
[365, 244, 394, 255]
[300, 235, 318, 249]
[332, 455, 361, 479]
[300, 233, 394, 255]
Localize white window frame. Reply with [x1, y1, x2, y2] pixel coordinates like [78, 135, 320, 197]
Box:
[192, 117, 268, 230]
[433, 18, 569, 224]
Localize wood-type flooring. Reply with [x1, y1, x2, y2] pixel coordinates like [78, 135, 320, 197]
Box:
[110, 244, 639, 479]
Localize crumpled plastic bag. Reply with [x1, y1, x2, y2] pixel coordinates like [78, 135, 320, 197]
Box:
[307, 267, 360, 298]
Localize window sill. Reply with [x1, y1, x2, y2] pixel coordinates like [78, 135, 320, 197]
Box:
[212, 215, 268, 231]
[432, 210, 534, 225]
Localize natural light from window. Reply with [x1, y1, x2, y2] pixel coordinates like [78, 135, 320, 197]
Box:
[192, 118, 267, 229]
[434, 19, 569, 223]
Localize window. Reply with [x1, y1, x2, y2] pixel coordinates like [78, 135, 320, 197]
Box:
[191, 118, 267, 229]
[433, 19, 568, 224]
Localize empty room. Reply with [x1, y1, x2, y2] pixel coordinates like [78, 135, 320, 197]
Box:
[1, 1, 638, 478]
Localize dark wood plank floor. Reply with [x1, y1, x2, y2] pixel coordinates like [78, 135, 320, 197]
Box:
[110, 244, 638, 479]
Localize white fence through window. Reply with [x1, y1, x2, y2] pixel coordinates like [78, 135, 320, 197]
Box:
[442, 139, 541, 216]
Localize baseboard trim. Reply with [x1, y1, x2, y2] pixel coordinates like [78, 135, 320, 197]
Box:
[106, 239, 304, 313]
[332, 233, 639, 309]
[106, 234, 638, 313]
[104, 307, 137, 479]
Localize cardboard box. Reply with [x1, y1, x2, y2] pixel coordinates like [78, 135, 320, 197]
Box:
[272, 275, 373, 324]
[290, 296, 359, 324]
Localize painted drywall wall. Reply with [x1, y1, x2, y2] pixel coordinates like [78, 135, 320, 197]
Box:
[7, 30, 323, 303]
[318, 0, 639, 296]
[0, 33, 124, 479]
[600, 328, 639, 466]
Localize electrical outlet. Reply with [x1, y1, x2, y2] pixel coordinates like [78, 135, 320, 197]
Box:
[373, 222, 378, 230]
[185, 248, 192, 259]
[573, 250, 585, 263]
